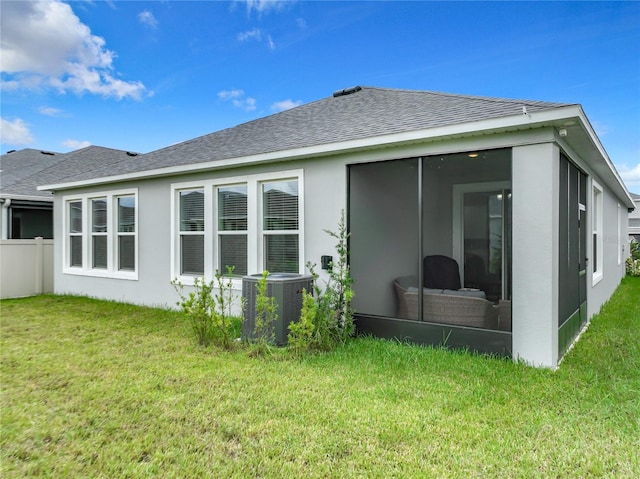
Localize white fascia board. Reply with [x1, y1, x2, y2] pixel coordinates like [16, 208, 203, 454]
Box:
[573, 107, 635, 208]
[0, 193, 54, 202]
[39, 105, 588, 192]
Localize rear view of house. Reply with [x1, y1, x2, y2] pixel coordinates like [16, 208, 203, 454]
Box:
[39, 87, 634, 368]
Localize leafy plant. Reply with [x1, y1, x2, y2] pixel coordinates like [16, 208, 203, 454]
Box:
[626, 239, 640, 277]
[172, 267, 240, 348]
[287, 288, 316, 355]
[251, 270, 277, 350]
[288, 210, 355, 352]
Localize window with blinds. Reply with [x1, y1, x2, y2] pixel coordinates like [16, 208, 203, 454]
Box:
[69, 200, 83, 267]
[117, 196, 135, 271]
[179, 189, 205, 275]
[64, 189, 138, 278]
[262, 180, 299, 273]
[91, 198, 108, 269]
[171, 171, 302, 281]
[218, 185, 247, 276]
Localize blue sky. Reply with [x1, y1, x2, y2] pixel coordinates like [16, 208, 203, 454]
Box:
[2, 0, 639, 191]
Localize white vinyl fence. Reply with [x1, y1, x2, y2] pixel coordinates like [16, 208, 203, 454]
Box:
[0, 238, 54, 299]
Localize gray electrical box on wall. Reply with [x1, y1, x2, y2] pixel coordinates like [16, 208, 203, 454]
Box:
[242, 273, 314, 345]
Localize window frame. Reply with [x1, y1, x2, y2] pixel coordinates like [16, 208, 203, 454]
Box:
[63, 188, 138, 280]
[177, 188, 206, 276]
[260, 178, 301, 274]
[591, 180, 603, 285]
[170, 169, 304, 286]
[90, 197, 108, 270]
[116, 195, 137, 272]
[217, 183, 249, 277]
[68, 200, 84, 268]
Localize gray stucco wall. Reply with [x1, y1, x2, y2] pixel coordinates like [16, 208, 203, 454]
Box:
[53, 157, 349, 309]
[51, 129, 631, 368]
[586, 178, 627, 319]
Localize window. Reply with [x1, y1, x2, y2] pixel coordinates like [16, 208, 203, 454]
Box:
[91, 197, 108, 269]
[179, 189, 205, 275]
[117, 196, 136, 271]
[592, 181, 603, 284]
[218, 185, 247, 276]
[64, 189, 137, 279]
[69, 200, 83, 267]
[171, 170, 303, 283]
[262, 179, 299, 273]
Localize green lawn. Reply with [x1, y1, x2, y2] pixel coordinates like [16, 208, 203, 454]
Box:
[1, 278, 639, 478]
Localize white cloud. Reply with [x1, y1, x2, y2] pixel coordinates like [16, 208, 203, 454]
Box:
[271, 99, 302, 112]
[218, 89, 245, 100]
[242, 0, 294, 15]
[218, 89, 256, 111]
[237, 28, 275, 50]
[138, 10, 158, 29]
[0, 118, 35, 146]
[238, 28, 263, 42]
[240, 97, 257, 111]
[62, 139, 92, 150]
[38, 106, 65, 117]
[0, 0, 147, 100]
[266, 35, 276, 50]
[618, 162, 640, 192]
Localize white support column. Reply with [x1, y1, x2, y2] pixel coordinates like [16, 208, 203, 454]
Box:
[512, 143, 560, 368]
[0, 199, 10, 240]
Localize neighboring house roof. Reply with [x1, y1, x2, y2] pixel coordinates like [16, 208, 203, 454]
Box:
[36, 86, 633, 208]
[41, 87, 575, 185]
[1, 146, 138, 200]
[1, 149, 65, 199]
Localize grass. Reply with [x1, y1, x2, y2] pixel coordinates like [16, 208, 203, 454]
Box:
[1, 278, 639, 478]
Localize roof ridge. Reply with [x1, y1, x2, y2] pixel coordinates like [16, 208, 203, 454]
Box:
[359, 86, 574, 107]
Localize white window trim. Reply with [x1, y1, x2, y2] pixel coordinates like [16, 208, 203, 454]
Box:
[592, 180, 603, 286]
[90, 197, 108, 270]
[617, 203, 622, 266]
[171, 169, 304, 287]
[63, 188, 138, 280]
[216, 183, 249, 277]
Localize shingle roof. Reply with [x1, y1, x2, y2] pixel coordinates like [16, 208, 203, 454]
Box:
[53, 87, 575, 184]
[1, 146, 138, 198]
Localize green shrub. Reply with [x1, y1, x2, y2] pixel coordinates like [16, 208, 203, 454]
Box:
[252, 270, 277, 349]
[172, 267, 240, 348]
[288, 210, 355, 352]
[626, 240, 640, 276]
[287, 289, 316, 355]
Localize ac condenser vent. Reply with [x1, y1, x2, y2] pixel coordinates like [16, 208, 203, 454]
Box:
[242, 273, 314, 346]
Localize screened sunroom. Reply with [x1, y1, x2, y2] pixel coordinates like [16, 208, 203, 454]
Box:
[349, 148, 513, 355]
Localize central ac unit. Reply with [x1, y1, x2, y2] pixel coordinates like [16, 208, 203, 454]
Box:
[242, 273, 314, 346]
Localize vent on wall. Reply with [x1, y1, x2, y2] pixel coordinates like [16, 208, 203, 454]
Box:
[333, 86, 362, 97]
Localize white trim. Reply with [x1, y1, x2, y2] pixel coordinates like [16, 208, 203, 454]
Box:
[0, 193, 54, 202]
[591, 179, 603, 286]
[63, 188, 138, 280]
[452, 181, 511, 284]
[42, 105, 618, 190]
[170, 169, 304, 287]
[617, 203, 622, 266]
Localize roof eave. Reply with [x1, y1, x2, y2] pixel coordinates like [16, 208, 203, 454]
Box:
[40, 104, 630, 208]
